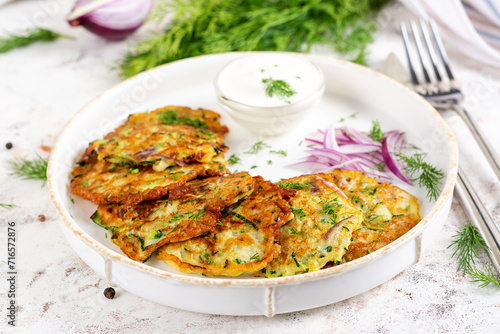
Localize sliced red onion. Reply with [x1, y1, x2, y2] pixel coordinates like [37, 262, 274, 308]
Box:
[337, 143, 381, 154]
[316, 177, 348, 200]
[133, 147, 155, 160]
[292, 124, 414, 186]
[324, 215, 355, 241]
[382, 132, 412, 185]
[67, 0, 153, 40]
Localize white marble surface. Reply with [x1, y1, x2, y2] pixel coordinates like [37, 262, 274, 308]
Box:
[0, 1, 499, 333]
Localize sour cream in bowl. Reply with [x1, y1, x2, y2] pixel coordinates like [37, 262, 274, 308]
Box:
[214, 53, 325, 137]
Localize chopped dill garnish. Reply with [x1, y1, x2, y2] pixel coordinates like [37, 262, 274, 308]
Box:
[0, 27, 74, 54]
[278, 181, 313, 190]
[251, 165, 258, 169]
[267, 160, 272, 165]
[0, 203, 16, 209]
[245, 141, 270, 154]
[269, 149, 287, 157]
[262, 77, 296, 103]
[159, 109, 207, 128]
[449, 223, 500, 288]
[397, 152, 445, 201]
[290, 227, 304, 236]
[250, 253, 261, 261]
[291, 207, 306, 219]
[369, 120, 384, 142]
[376, 161, 386, 172]
[7, 155, 48, 186]
[228, 154, 241, 165]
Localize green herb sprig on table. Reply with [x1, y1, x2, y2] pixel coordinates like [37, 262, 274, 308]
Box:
[449, 223, 500, 288]
[7, 155, 48, 186]
[118, 0, 391, 78]
[0, 27, 74, 54]
[0, 203, 16, 209]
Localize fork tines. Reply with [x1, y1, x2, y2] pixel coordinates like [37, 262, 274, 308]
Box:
[400, 19, 461, 100]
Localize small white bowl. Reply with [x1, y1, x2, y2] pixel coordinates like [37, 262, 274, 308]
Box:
[214, 52, 325, 137]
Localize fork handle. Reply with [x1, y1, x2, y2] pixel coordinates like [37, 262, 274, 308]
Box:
[453, 105, 500, 181]
[455, 167, 500, 275]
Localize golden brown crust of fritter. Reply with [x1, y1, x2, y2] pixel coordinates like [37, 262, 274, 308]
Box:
[92, 124, 227, 168]
[263, 174, 363, 277]
[70, 153, 227, 209]
[95, 172, 255, 262]
[123, 105, 229, 135]
[157, 177, 293, 277]
[324, 170, 421, 262]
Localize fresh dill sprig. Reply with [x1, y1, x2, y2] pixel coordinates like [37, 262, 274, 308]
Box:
[228, 154, 241, 165]
[449, 223, 500, 288]
[262, 77, 296, 103]
[396, 152, 444, 201]
[0, 27, 74, 54]
[245, 141, 270, 154]
[118, 0, 391, 78]
[0, 203, 16, 209]
[7, 155, 48, 186]
[369, 120, 384, 142]
[449, 223, 487, 274]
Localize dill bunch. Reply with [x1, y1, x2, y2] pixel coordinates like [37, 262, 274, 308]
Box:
[449, 223, 500, 288]
[7, 155, 48, 186]
[0, 27, 74, 54]
[118, 0, 391, 78]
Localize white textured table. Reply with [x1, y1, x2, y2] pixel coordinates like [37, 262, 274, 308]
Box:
[1, 1, 499, 333]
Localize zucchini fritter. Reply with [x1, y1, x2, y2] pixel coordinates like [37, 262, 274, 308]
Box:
[122, 105, 229, 135]
[70, 155, 226, 209]
[91, 124, 227, 171]
[94, 172, 255, 262]
[263, 174, 363, 277]
[324, 170, 421, 262]
[157, 177, 293, 277]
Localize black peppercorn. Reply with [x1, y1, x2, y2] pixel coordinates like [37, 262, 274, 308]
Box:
[104, 287, 115, 299]
[6, 142, 13, 149]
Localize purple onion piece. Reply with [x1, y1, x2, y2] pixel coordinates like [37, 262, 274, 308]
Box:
[316, 177, 348, 200]
[324, 215, 355, 241]
[133, 148, 155, 160]
[67, 0, 153, 40]
[382, 133, 413, 185]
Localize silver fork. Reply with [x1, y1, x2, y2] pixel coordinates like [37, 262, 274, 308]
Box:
[401, 19, 500, 181]
[400, 19, 500, 274]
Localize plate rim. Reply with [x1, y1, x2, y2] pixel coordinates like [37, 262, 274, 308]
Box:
[47, 51, 458, 287]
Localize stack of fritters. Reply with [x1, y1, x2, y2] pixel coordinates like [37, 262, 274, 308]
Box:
[71, 105, 422, 277]
[158, 177, 293, 277]
[71, 106, 229, 210]
[95, 172, 256, 261]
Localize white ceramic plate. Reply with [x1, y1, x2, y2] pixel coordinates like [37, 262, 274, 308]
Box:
[48, 52, 458, 317]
